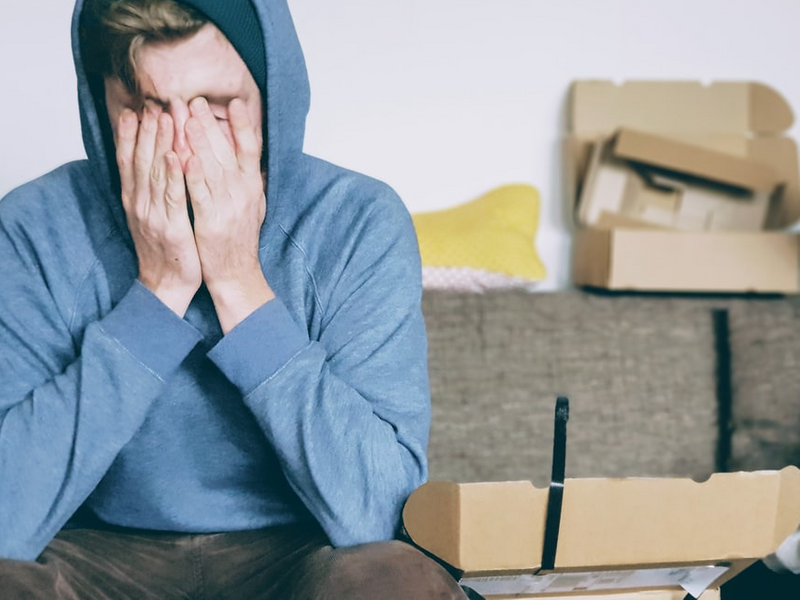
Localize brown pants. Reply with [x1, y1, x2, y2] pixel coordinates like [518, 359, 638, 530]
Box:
[0, 525, 468, 600]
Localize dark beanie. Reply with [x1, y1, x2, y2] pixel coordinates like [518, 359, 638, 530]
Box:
[177, 0, 267, 97]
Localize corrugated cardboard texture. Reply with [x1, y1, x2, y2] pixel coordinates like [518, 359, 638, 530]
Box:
[613, 128, 779, 192]
[570, 81, 792, 136]
[555, 472, 800, 568]
[403, 468, 800, 575]
[489, 590, 720, 600]
[572, 229, 799, 293]
[567, 80, 800, 230]
[576, 134, 775, 232]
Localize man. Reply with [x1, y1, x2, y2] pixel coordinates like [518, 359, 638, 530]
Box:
[0, 0, 467, 598]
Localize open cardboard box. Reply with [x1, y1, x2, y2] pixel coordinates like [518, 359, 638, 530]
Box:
[564, 80, 800, 293]
[579, 128, 781, 232]
[491, 591, 719, 600]
[403, 468, 800, 599]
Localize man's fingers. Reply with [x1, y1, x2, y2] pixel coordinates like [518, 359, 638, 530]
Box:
[188, 97, 237, 171]
[116, 109, 138, 208]
[229, 98, 261, 176]
[186, 116, 226, 194]
[154, 112, 174, 163]
[185, 154, 212, 213]
[164, 151, 188, 218]
[149, 113, 175, 200]
[134, 109, 160, 194]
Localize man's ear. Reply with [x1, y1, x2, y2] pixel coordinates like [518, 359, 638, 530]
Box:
[104, 78, 139, 110]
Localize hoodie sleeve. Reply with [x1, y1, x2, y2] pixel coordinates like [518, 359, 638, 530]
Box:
[0, 217, 202, 560]
[764, 527, 800, 575]
[207, 195, 430, 547]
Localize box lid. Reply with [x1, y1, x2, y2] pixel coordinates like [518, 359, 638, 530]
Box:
[403, 467, 800, 574]
[612, 128, 780, 192]
[570, 81, 794, 137]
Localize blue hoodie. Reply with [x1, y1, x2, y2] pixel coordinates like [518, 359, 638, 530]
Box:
[0, 0, 429, 561]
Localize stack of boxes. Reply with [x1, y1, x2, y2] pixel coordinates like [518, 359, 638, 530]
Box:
[400, 81, 800, 600]
[565, 80, 800, 293]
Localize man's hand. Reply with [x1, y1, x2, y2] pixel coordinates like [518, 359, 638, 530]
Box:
[184, 97, 274, 334]
[116, 108, 202, 317]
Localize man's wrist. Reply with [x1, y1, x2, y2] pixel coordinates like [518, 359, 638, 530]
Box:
[139, 278, 198, 317]
[207, 275, 275, 334]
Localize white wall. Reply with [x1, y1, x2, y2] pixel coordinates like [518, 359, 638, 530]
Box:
[3, 0, 800, 290]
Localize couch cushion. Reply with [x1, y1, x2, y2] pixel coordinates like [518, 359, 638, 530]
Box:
[422, 290, 719, 485]
[727, 296, 800, 471]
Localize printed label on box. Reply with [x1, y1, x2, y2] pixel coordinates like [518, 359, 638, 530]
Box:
[461, 565, 729, 597]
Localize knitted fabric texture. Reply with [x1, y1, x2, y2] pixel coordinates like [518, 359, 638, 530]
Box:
[178, 0, 267, 95]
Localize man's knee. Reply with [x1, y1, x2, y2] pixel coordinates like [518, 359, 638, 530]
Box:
[0, 558, 66, 600]
[299, 540, 467, 600]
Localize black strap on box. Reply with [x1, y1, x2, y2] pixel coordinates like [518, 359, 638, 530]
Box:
[457, 397, 569, 599]
[540, 396, 569, 572]
[401, 398, 571, 600]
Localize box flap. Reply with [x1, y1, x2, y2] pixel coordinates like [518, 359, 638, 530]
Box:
[747, 136, 800, 228]
[403, 468, 800, 574]
[404, 480, 549, 573]
[775, 465, 800, 548]
[565, 81, 800, 229]
[570, 81, 793, 136]
[751, 83, 794, 135]
[401, 481, 463, 568]
[612, 128, 781, 192]
[556, 470, 800, 568]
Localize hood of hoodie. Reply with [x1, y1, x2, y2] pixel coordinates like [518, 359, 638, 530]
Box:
[71, 0, 311, 240]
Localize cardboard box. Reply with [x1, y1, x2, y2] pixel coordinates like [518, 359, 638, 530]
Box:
[490, 591, 719, 600]
[573, 228, 799, 293]
[403, 467, 800, 598]
[579, 128, 781, 232]
[565, 80, 800, 293]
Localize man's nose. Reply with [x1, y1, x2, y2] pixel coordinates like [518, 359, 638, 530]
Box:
[170, 101, 192, 168]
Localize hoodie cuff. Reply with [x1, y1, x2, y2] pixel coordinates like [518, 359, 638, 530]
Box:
[764, 530, 800, 574]
[207, 298, 309, 395]
[99, 281, 203, 380]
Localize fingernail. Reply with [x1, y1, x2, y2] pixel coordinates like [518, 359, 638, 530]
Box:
[190, 97, 209, 113]
[144, 104, 162, 120]
[119, 109, 135, 125]
[141, 110, 156, 130]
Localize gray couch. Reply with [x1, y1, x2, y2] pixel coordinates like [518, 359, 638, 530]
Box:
[422, 289, 800, 483]
[420, 289, 800, 596]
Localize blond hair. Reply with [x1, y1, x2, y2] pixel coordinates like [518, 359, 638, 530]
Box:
[81, 0, 208, 92]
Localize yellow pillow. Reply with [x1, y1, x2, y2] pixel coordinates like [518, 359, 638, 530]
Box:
[412, 184, 546, 291]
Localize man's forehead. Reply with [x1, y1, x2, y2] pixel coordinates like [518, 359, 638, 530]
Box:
[132, 25, 251, 105]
